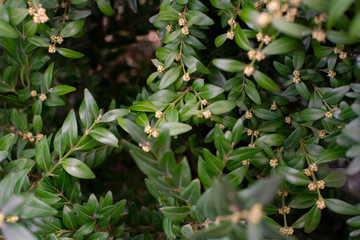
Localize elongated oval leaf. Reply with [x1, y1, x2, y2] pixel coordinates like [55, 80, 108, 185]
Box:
[62, 158, 95, 179]
[89, 127, 119, 147]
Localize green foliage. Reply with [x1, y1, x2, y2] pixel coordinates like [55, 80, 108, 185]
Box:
[1, 0, 360, 239]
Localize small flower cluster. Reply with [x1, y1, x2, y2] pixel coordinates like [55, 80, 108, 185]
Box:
[245, 111, 253, 119]
[328, 70, 336, 78]
[226, 31, 235, 40]
[31, 90, 47, 101]
[280, 227, 294, 235]
[144, 126, 159, 138]
[9, 127, 43, 142]
[228, 18, 237, 28]
[244, 65, 255, 77]
[278, 206, 291, 215]
[316, 198, 326, 209]
[166, 25, 173, 32]
[247, 129, 260, 137]
[308, 180, 325, 191]
[256, 32, 272, 45]
[182, 73, 191, 81]
[256, 0, 298, 26]
[157, 65, 165, 73]
[293, 69, 301, 83]
[155, 110, 163, 119]
[22, 132, 44, 142]
[269, 158, 278, 168]
[319, 130, 326, 139]
[277, 189, 289, 197]
[285, 116, 292, 124]
[138, 142, 151, 152]
[61, 2, 67, 8]
[247, 49, 265, 61]
[50, 35, 63, 44]
[314, 12, 328, 25]
[242, 159, 250, 166]
[325, 111, 333, 118]
[312, 30, 327, 42]
[202, 110, 212, 119]
[28, 2, 49, 24]
[270, 101, 277, 111]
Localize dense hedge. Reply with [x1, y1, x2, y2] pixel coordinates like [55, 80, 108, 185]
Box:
[0, 0, 360, 239]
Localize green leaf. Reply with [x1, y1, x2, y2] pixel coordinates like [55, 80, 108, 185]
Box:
[90, 127, 118, 147]
[57, 48, 84, 58]
[35, 136, 51, 172]
[27, 36, 49, 47]
[101, 109, 129, 122]
[253, 70, 280, 92]
[62, 109, 78, 147]
[253, 108, 281, 120]
[71, 0, 88, 4]
[347, 216, 360, 228]
[263, 37, 301, 55]
[43, 62, 54, 90]
[61, 20, 85, 38]
[203, 148, 223, 175]
[24, 20, 37, 36]
[97, 0, 114, 16]
[228, 147, 262, 161]
[210, 0, 232, 9]
[160, 122, 192, 136]
[159, 65, 182, 89]
[205, 100, 236, 115]
[160, 206, 190, 221]
[41, 0, 59, 8]
[63, 205, 79, 230]
[304, 205, 321, 233]
[322, 86, 350, 104]
[181, 179, 201, 205]
[299, 108, 326, 121]
[225, 166, 248, 186]
[214, 33, 227, 47]
[195, 221, 234, 238]
[74, 221, 96, 237]
[130, 100, 158, 112]
[235, 25, 252, 51]
[9, 8, 28, 26]
[284, 127, 301, 148]
[293, 51, 305, 69]
[323, 172, 346, 188]
[0, 19, 18, 38]
[325, 198, 360, 215]
[33, 115, 43, 133]
[296, 81, 311, 100]
[277, 166, 310, 185]
[271, 18, 312, 39]
[315, 148, 346, 164]
[187, 10, 214, 26]
[51, 85, 76, 96]
[2, 223, 37, 240]
[231, 118, 244, 146]
[212, 58, 246, 72]
[62, 158, 96, 179]
[84, 89, 99, 121]
[245, 84, 261, 104]
[302, 0, 328, 11]
[327, 0, 354, 29]
[198, 84, 224, 99]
